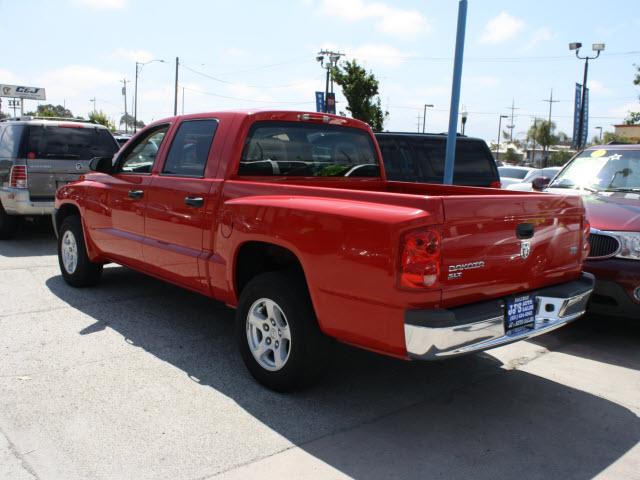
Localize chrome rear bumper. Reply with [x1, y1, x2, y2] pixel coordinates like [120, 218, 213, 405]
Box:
[0, 188, 54, 215]
[404, 273, 595, 360]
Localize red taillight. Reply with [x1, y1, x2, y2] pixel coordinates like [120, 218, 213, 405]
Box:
[9, 166, 28, 189]
[489, 180, 501, 188]
[582, 219, 591, 260]
[400, 228, 441, 288]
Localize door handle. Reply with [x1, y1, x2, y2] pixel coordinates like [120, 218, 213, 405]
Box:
[184, 196, 204, 208]
[128, 189, 144, 199]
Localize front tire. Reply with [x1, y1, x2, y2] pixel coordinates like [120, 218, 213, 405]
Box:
[58, 215, 103, 287]
[236, 270, 327, 392]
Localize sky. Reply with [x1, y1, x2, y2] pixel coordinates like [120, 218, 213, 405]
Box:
[0, 0, 639, 144]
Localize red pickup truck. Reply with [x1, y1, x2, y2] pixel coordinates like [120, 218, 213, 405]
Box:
[54, 111, 594, 391]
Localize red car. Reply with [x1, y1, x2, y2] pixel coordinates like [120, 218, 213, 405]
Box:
[546, 144, 640, 319]
[54, 111, 593, 390]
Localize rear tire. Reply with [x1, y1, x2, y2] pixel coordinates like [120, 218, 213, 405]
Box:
[236, 270, 328, 392]
[58, 215, 103, 287]
[0, 203, 19, 239]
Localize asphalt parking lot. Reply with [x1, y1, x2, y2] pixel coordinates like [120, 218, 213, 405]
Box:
[1, 222, 639, 480]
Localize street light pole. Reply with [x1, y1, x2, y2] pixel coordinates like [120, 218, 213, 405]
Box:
[496, 115, 508, 162]
[570, 42, 604, 149]
[134, 59, 165, 134]
[460, 109, 468, 135]
[422, 104, 433, 133]
[596, 126, 603, 143]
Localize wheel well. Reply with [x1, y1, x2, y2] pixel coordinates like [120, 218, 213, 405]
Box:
[235, 242, 305, 296]
[55, 203, 81, 231]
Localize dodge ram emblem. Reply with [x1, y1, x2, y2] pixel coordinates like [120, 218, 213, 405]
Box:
[520, 240, 531, 259]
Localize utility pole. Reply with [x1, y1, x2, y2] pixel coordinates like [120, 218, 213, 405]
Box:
[121, 78, 130, 133]
[416, 114, 422, 132]
[316, 50, 344, 113]
[90, 97, 97, 114]
[495, 115, 508, 162]
[506, 98, 519, 142]
[422, 104, 433, 133]
[174, 57, 179, 116]
[530, 117, 538, 167]
[541, 89, 560, 167]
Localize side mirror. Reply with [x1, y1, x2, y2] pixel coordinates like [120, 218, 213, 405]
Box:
[89, 156, 114, 174]
[532, 176, 551, 191]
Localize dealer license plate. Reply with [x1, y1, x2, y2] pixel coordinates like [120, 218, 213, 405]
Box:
[506, 294, 536, 333]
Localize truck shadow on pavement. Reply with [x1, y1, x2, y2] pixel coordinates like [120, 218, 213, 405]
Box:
[45, 267, 640, 480]
[0, 220, 56, 257]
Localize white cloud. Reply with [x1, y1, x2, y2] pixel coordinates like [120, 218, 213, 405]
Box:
[348, 44, 410, 67]
[39, 65, 122, 99]
[464, 75, 500, 87]
[318, 0, 428, 37]
[607, 102, 638, 123]
[111, 48, 154, 63]
[70, 0, 126, 9]
[0, 69, 20, 85]
[522, 26, 555, 51]
[588, 80, 611, 96]
[480, 12, 525, 44]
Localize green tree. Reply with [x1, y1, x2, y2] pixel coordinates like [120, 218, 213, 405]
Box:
[89, 110, 115, 131]
[603, 132, 632, 144]
[625, 65, 640, 124]
[527, 118, 559, 166]
[547, 150, 573, 166]
[331, 60, 388, 131]
[503, 147, 518, 164]
[26, 104, 74, 118]
[119, 113, 145, 130]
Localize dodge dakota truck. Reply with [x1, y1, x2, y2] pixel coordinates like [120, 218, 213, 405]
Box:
[54, 111, 594, 391]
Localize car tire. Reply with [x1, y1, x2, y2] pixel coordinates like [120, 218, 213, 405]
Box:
[0, 202, 19, 239]
[236, 270, 328, 392]
[58, 215, 103, 287]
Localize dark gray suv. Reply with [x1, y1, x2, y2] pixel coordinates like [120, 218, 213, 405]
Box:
[0, 117, 119, 238]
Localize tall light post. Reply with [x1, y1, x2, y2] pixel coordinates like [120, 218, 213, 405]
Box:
[595, 126, 603, 143]
[422, 104, 434, 133]
[495, 114, 508, 162]
[316, 50, 343, 113]
[570, 42, 604, 149]
[460, 109, 468, 135]
[134, 59, 165, 134]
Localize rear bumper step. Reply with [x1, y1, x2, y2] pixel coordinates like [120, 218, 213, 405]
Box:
[0, 187, 54, 215]
[404, 272, 595, 360]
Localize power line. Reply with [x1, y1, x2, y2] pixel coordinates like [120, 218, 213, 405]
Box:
[181, 63, 322, 89]
[181, 86, 314, 105]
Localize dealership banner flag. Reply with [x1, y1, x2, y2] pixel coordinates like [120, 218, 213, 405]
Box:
[315, 91, 325, 113]
[572, 83, 582, 149]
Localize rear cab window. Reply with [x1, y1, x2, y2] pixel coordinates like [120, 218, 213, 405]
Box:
[239, 121, 379, 177]
[377, 135, 497, 186]
[25, 125, 118, 160]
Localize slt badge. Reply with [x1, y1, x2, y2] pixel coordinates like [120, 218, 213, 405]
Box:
[520, 240, 531, 259]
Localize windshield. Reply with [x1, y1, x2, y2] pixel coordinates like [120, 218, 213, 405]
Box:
[239, 121, 379, 177]
[499, 167, 530, 179]
[549, 149, 640, 192]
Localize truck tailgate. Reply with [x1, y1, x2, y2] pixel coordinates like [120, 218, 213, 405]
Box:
[439, 193, 585, 307]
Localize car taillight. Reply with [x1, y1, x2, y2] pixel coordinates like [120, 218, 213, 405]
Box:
[582, 219, 591, 260]
[489, 180, 501, 188]
[9, 166, 28, 189]
[400, 228, 441, 288]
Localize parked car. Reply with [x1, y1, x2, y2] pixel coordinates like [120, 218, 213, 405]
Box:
[0, 117, 119, 238]
[545, 145, 640, 319]
[506, 167, 562, 191]
[376, 133, 500, 188]
[113, 133, 132, 147]
[498, 166, 538, 188]
[54, 111, 593, 391]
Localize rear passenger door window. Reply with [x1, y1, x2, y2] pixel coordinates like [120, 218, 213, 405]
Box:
[119, 125, 169, 174]
[162, 119, 218, 177]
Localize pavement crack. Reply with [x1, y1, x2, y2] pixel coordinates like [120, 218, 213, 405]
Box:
[0, 425, 40, 480]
